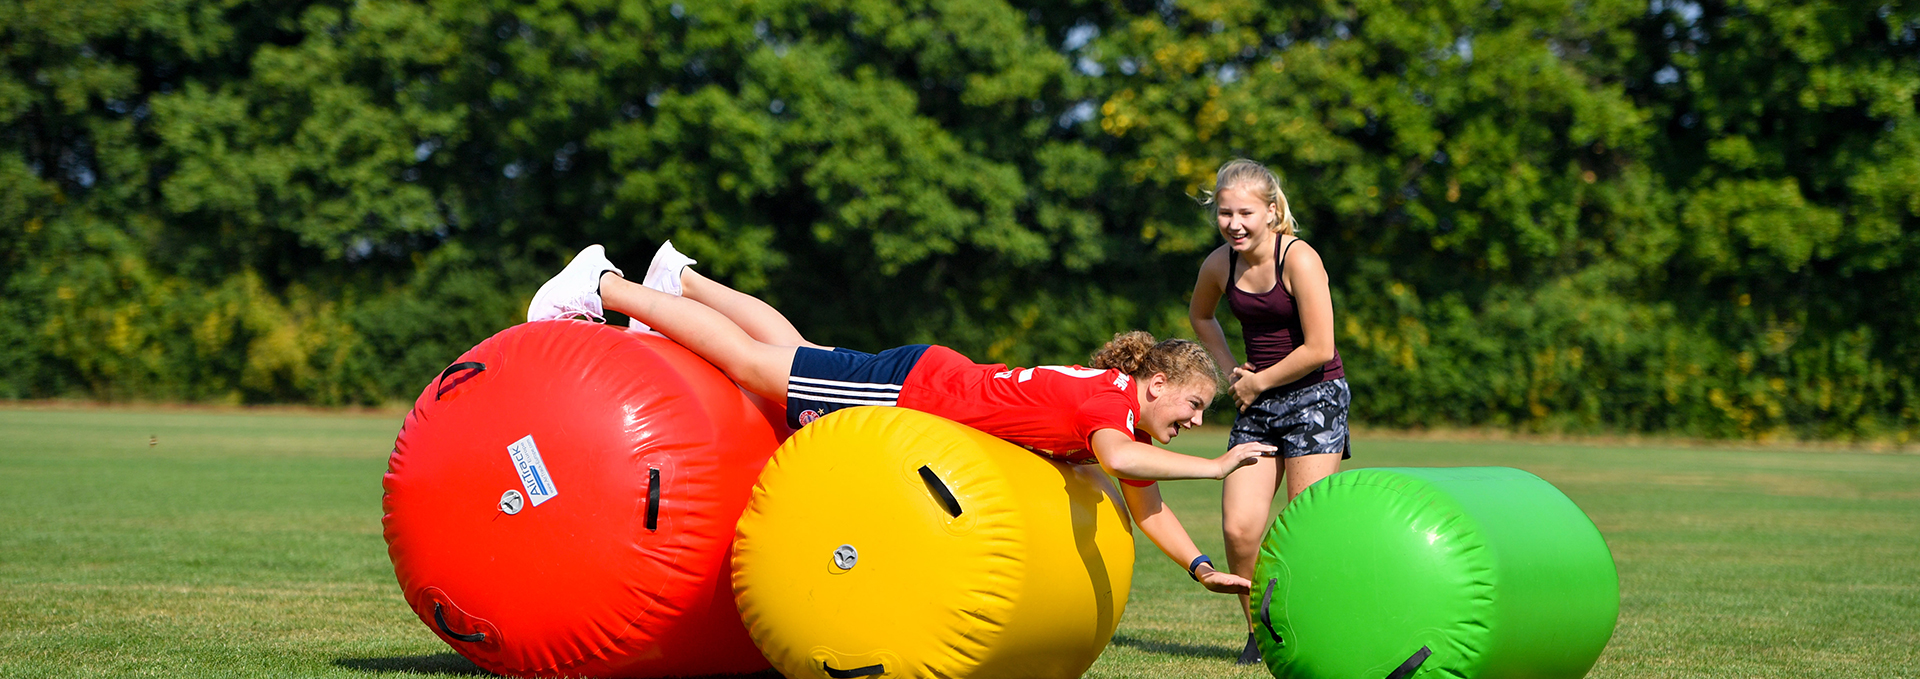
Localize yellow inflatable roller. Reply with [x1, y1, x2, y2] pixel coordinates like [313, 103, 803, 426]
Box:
[732, 407, 1136, 679]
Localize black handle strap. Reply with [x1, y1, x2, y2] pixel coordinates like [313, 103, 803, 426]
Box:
[1385, 646, 1432, 679]
[433, 602, 486, 642]
[1249, 575, 1427, 678]
[917, 466, 962, 517]
[824, 661, 884, 678]
[433, 362, 487, 401]
[1258, 577, 1283, 644]
[645, 467, 661, 531]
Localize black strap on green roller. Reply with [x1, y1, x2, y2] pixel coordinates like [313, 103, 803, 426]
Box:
[433, 602, 486, 643]
[645, 468, 661, 531]
[1258, 577, 1283, 644]
[1384, 646, 1431, 679]
[823, 661, 884, 678]
[917, 465, 961, 517]
[433, 362, 486, 401]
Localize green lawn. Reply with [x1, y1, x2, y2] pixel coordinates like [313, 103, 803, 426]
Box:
[1, 406, 1915, 678]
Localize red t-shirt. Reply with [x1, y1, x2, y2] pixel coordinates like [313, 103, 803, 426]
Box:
[898, 346, 1156, 486]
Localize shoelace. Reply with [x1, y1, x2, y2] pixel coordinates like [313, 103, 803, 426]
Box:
[553, 295, 602, 322]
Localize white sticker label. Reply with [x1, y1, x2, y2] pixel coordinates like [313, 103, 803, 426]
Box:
[506, 435, 559, 507]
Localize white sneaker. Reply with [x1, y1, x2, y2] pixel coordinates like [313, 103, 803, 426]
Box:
[643, 240, 697, 296]
[629, 241, 697, 333]
[527, 245, 623, 322]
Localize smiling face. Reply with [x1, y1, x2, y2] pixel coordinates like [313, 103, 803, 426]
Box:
[1136, 375, 1217, 444]
[1215, 186, 1279, 253]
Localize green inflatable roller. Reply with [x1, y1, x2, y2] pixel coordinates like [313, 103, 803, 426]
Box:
[1251, 467, 1618, 679]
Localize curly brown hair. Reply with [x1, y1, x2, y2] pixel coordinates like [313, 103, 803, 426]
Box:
[1088, 331, 1223, 392]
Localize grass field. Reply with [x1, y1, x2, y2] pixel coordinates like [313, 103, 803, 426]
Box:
[1, 405, 1916, 678]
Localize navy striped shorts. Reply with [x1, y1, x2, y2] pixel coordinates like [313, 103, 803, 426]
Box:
[785, 344, 931, 429]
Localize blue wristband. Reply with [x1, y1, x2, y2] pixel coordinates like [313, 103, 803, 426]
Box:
[1187, 554, 1213, 581]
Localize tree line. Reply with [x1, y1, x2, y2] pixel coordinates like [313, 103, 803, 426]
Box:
[4, 0, 1917, 440]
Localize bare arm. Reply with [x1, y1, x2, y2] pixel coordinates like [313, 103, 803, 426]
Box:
[1187, 247, 1242, 375]
[1121, 482, 1250, 594]
[1090, 428, 1272, 481]
[1231, 240, 1338, 406]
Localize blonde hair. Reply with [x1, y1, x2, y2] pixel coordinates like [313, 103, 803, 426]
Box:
[1089, 331, 1223, 392]
[1200, 158, 1298, 236]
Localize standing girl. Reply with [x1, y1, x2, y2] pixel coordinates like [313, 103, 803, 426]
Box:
[1187, 159, 1350, 664]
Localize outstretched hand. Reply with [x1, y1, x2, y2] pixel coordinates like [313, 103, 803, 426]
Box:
[1217, 441, 1277, 478]
[1198, 569, 1251, 595]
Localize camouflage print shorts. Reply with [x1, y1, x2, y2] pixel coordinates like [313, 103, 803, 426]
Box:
[1228, 378, 1351, 459]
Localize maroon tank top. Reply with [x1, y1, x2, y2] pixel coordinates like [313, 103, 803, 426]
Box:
[1224, 241, 1345, 393]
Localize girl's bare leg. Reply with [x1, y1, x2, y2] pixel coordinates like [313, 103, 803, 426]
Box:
[679, 269, 828, 349]
[1283, 453, 1341, 504]
[1222, 455, 1284, 631]
[1223, 452, 1342, 635]
[601, 273, 795, 401]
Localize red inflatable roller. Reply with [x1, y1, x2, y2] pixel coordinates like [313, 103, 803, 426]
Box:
[384, 320, 785, 677]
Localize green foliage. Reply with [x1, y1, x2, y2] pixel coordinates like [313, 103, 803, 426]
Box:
[1, 0, 1916, 439]
[1089, 0, 1920, 440]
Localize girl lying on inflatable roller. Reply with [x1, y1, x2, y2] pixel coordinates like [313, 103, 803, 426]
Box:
[527, 243, 1274, 594]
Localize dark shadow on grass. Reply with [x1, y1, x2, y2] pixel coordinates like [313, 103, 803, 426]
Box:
[1109, 632, 1239, 661]
[332, 654, 784, 679]
[333, 653, 488, 676]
